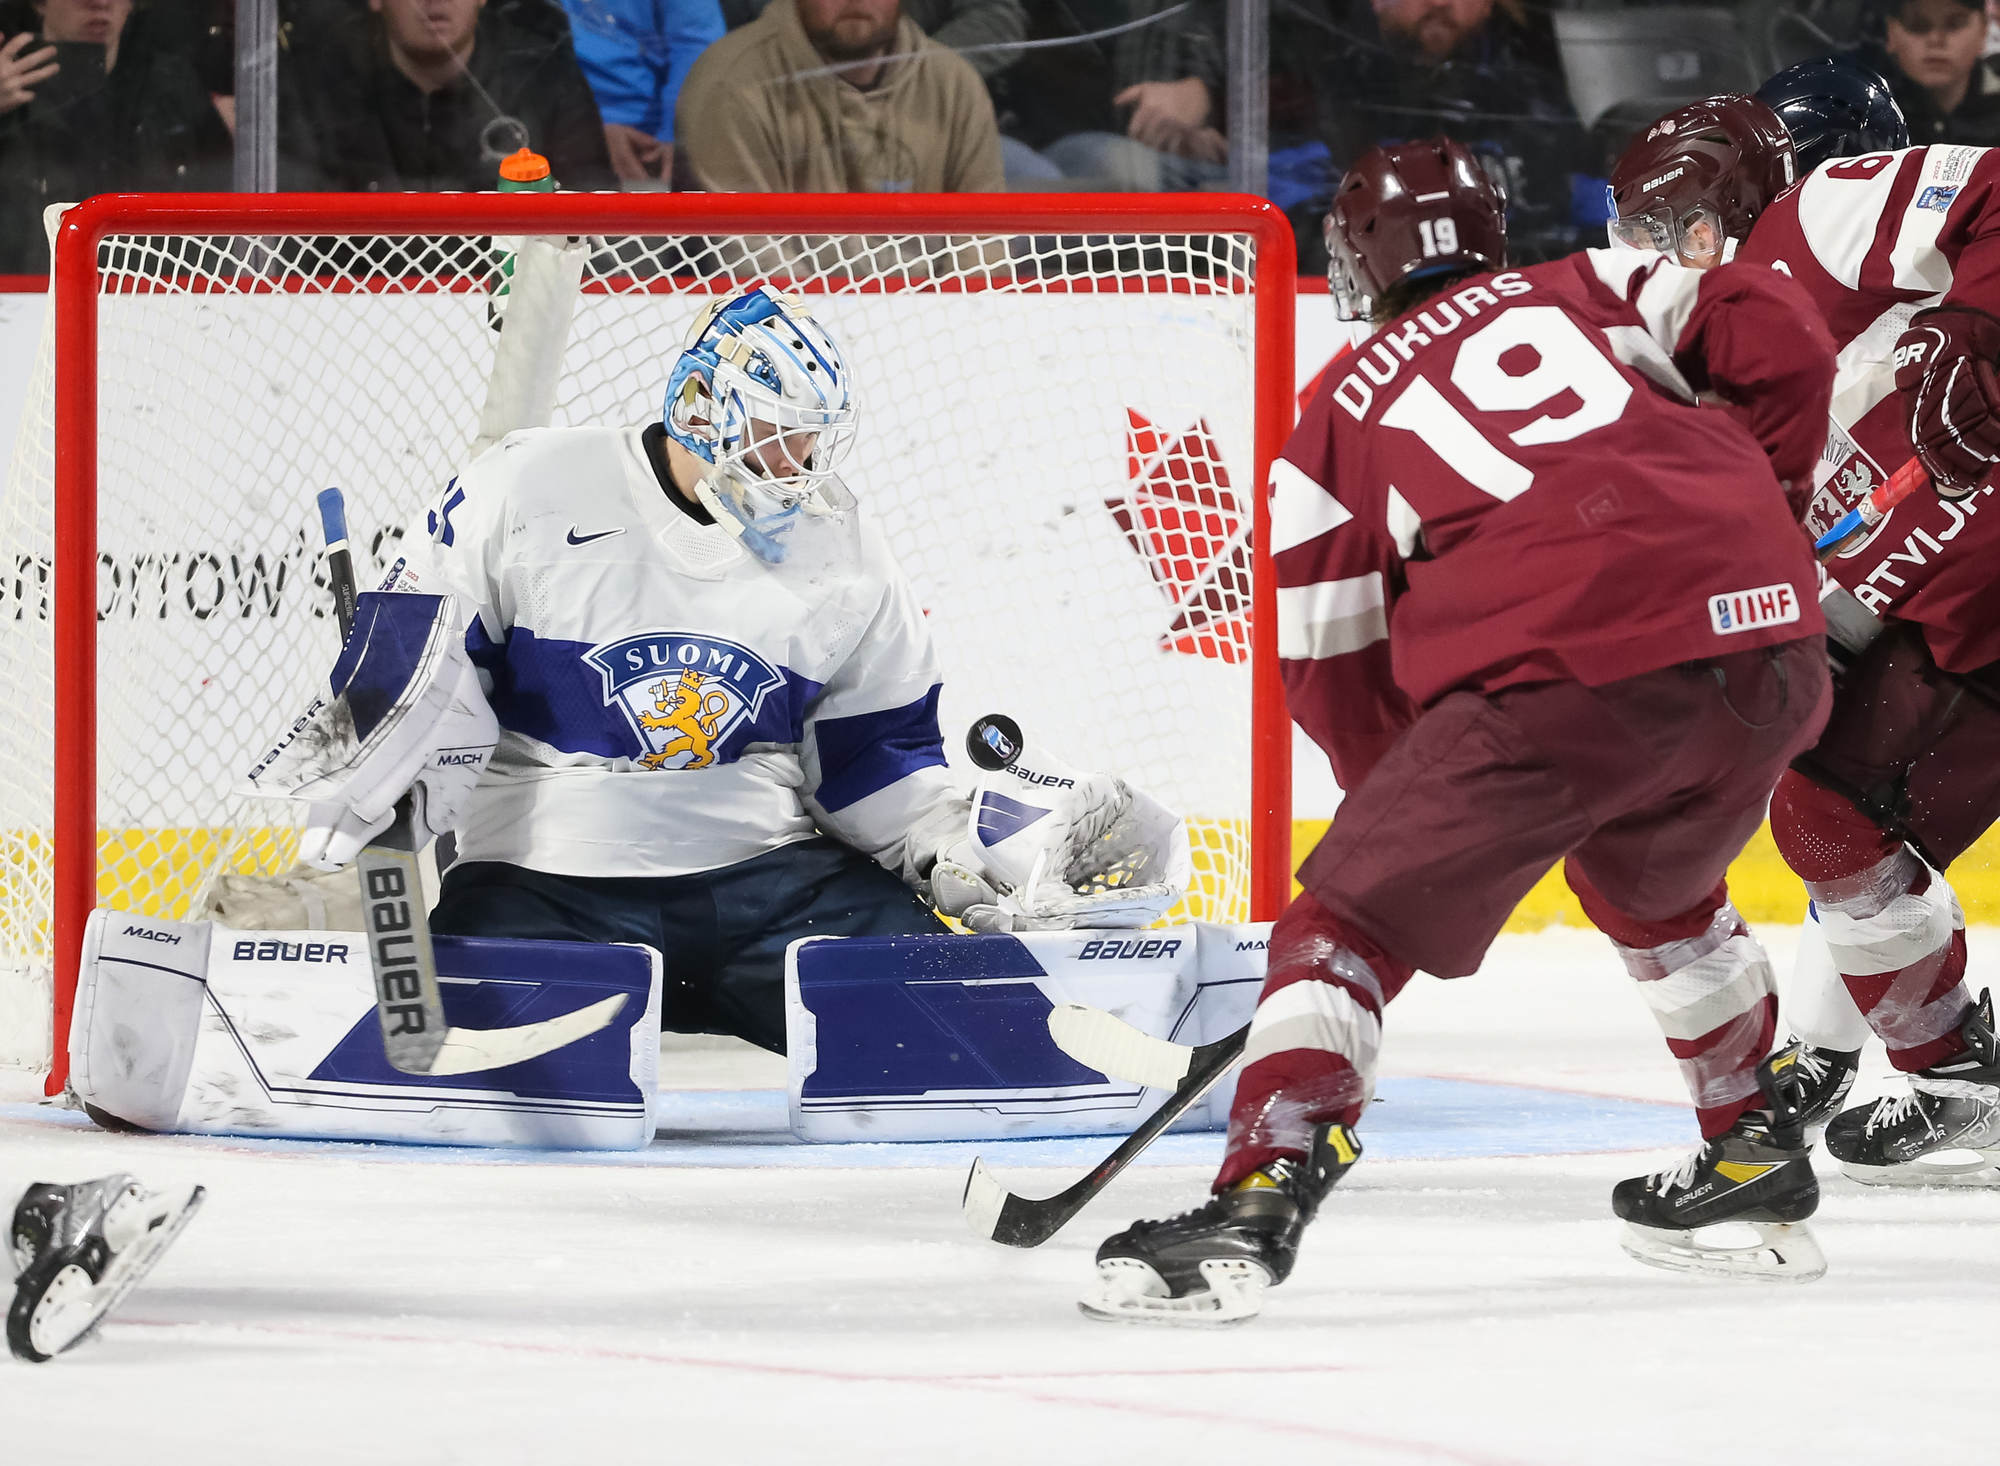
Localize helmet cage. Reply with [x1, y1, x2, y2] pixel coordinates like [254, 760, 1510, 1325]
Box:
[662, 286, 859, 560]
[1325, 215, 1376, 321]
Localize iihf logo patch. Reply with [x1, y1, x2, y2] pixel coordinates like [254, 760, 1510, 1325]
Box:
[584, 632, 784, 770]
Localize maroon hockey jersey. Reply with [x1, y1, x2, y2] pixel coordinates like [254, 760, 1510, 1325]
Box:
[1739, 145, 2000, 672]
[1276, 250, 1832, 790]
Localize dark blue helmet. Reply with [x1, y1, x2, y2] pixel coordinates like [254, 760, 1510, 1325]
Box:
[1755, 56, 1909, 177]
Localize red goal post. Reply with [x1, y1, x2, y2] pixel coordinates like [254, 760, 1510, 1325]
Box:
[13, 191, 1296, 1095]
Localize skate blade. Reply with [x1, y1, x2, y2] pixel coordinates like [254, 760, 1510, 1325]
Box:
[1619, 1219, 1826, 1283]
[37, 1184, 205, 1360]
[1077, 1256, 1269, 1326]
[1838, 1149, 2000, 1188]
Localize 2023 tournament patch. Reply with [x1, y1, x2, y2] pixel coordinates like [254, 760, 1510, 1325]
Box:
[584, 631, 784, 770]
[1709, 583, 1802, 636]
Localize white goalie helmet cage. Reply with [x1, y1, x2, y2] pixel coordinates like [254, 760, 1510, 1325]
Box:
[664, 286, 859, 557]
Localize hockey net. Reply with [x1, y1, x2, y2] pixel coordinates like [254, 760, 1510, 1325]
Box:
[0, 193, 1295, 1091]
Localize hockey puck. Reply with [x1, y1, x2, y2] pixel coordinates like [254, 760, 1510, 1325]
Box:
[967, 713, 1023, 771]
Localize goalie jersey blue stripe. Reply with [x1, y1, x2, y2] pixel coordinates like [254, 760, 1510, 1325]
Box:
[811, 687, 948, 813]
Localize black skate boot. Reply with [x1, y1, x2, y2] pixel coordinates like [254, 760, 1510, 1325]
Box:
[1824, 990, 2000, 1187]
[1793, 1040, 1861, 1129]
[1613, 1047, 1825, 1282]
[1080, 1123, 1361, 1325]
[8, 1174, 204, 1363]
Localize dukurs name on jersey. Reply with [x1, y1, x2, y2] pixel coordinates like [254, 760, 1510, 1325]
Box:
[584, 631, 783, 771]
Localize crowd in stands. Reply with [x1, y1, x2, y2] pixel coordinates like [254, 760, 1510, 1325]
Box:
[4, 0, 2000, 272]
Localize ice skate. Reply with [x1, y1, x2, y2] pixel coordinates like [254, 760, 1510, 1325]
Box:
[1614, 1048, 1824, 1282]
[8, 1175, 205, 1363]
[1825, 991, 2000, 1187]
[1080, 1123, 1360, 1326]
[1793, 1039, 1860, 1129]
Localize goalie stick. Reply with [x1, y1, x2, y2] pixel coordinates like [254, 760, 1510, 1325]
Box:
[961, 1018, 1248, 1248]
[318, 486, 627, 1077]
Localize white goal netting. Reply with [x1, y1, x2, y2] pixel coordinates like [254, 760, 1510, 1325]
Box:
[0, 201, 1290, 1085]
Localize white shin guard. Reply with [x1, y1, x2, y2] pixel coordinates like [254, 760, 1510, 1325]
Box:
[1807, 850, 1967, 1055]
[1612, 903, 1778, 1116]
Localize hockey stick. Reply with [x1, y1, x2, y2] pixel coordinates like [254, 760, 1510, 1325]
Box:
[318, 487, 627, 1077]
[1046, 1002, 1242, 1091]
[962, 1019, 1249, 1248]
[1815, 456, 1929, 563]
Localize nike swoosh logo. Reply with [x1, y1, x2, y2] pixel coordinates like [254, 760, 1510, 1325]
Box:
[566, 527, 625, 546]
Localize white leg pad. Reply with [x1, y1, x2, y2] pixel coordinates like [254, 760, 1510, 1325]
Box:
[68, 909, 661, 1149]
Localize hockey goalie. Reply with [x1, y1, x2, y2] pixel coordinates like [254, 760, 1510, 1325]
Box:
[66, 282, 1196, 1148]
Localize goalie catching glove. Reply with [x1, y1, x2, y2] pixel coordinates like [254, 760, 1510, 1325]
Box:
[246, 591, 498, 868]
[928, 742, 1191, 933]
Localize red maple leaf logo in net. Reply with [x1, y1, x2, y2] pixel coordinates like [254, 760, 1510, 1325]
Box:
[1105, 409, 1253, 664]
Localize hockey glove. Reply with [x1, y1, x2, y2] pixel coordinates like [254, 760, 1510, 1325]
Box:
[930, 759, 1192, 933]
[1894, 306, 2000, 500]
[246, 591, 499, 868]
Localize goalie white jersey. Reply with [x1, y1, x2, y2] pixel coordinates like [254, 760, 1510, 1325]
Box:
[383, 424, 965, 881]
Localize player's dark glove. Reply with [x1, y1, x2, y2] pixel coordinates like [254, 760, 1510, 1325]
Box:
[1894, 305, 2000, 501]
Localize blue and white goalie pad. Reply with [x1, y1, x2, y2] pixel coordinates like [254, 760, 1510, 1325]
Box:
[785, 923, 1265, 1142]
[68, 909, 661, 1150]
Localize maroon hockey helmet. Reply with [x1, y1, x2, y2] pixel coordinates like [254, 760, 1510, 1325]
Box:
[1324, 138, 1507, 322]
[1608, 95, 1796, 265]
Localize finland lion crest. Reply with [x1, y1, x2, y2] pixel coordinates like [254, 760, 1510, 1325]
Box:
[585, 632, 784, 771]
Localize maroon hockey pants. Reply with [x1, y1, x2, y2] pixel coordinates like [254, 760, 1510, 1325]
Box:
[1218, 640, 1830, 1191]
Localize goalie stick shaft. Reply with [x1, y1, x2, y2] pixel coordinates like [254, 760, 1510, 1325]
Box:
[317, 487, 626, 1077]
[320, 487, 454, 1075]
[962, 1019, 1249, 1248]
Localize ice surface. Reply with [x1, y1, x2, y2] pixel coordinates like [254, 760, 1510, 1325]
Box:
[4, 926, 1996, 1465]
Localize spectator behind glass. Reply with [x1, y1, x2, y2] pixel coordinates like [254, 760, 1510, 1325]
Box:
[561, 0, 724, 183]
[1301, 0, 1595, 270]
[722, 0, 1025, 78]
[989, 0, 1228, 189]
[1863, 0, 2000, 143]
[0, 0, 230, 272]
[675, 0, 1003, 190]
[279, 0, 617, 191]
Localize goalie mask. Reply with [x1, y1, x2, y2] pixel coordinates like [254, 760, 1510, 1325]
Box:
[663, 286, 858, 562]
